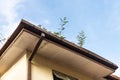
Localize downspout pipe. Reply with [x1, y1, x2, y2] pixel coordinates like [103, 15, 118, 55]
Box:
[28, 33, 45, 61]
[27, 33, 45, 80]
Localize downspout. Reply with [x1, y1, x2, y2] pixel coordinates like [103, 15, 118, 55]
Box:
[27, 33, 45, 80]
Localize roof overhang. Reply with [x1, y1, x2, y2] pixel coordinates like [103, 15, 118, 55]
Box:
[0, 19, 118, 79]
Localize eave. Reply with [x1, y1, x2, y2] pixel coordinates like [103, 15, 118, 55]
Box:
[0, 19, 118, 79]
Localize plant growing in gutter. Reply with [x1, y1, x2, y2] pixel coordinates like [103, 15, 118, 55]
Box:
[38, 25, 47, 31]
[0, 33, 6, 45]
[54, 17, 69, 39]
[77, 30, 86, 47]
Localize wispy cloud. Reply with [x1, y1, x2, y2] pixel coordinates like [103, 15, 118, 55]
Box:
[105, 1, 120, 32]
[43, 19, 51, 25]
[0, 0, 24, 48]
[0, 0, 24, 38]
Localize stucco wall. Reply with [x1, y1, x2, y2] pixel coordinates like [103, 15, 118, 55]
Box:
[0, 53, 93, 80]
[1, 54, 27, 80]
[32, 54, 93, 80]
[32, 62, 53, 80]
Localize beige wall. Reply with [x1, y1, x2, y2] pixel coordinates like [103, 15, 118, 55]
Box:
[1, 54, 27, 80]
[0, 52, 94, 80]
[32, 54, 93, 80]
[32, 62, 53, 80]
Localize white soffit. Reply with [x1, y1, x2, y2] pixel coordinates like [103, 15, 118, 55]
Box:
[37, 39, 114, 79]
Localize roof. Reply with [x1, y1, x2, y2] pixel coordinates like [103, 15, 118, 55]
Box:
[0, 20, 118, 79]
[0, 19, 118, 70]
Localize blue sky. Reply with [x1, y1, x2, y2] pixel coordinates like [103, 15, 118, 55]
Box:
[0, 0, 120, 76]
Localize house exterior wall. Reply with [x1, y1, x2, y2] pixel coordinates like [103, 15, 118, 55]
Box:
[1, 54, 27, 80]
[32, 54, 93, 80]
[0, 53, 94, 80]
[32, 61, 53, 80]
